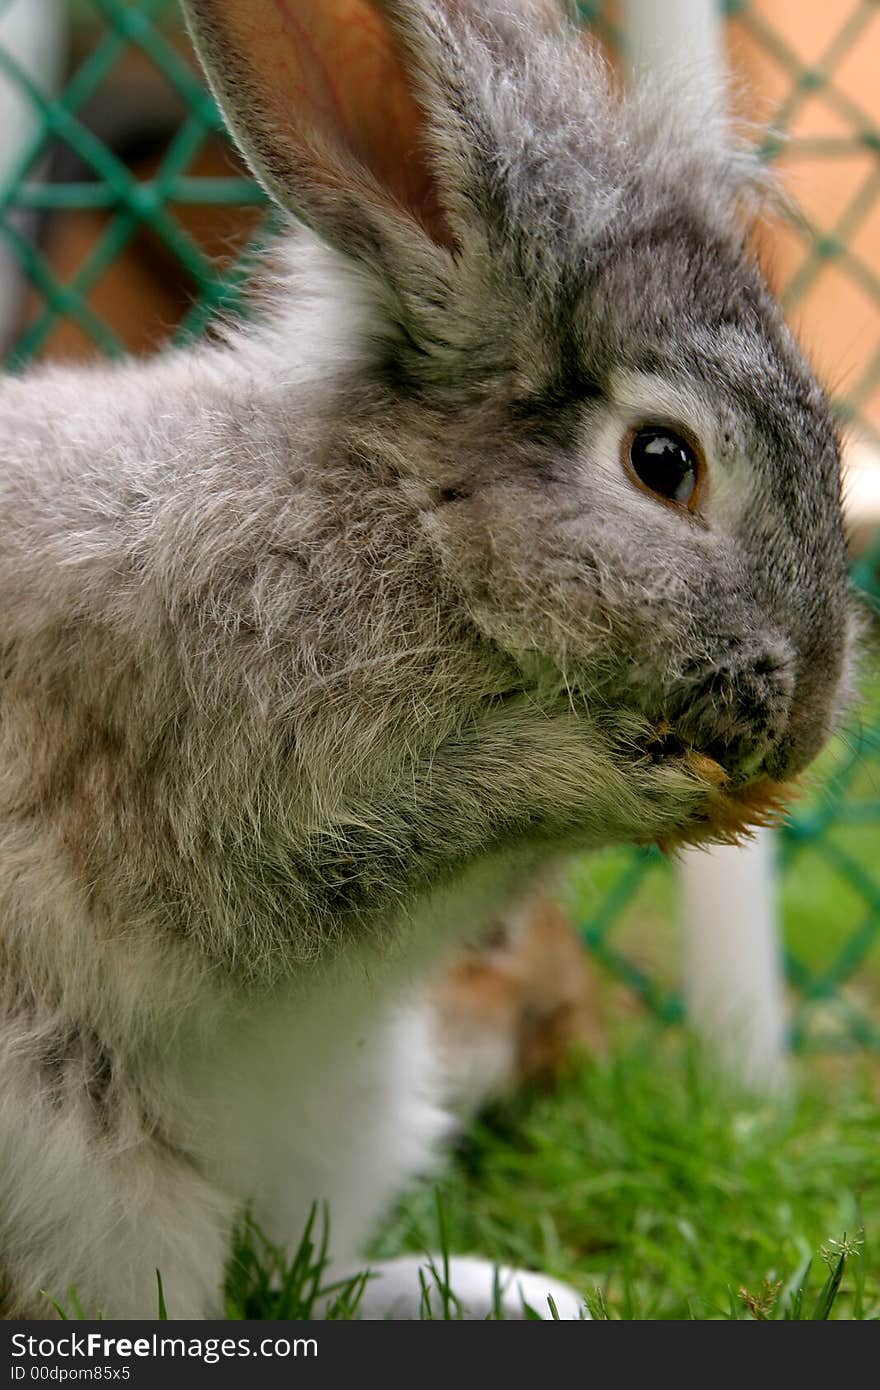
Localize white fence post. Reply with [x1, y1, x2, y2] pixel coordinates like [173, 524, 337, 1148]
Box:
[620, 0, 724, 71]
[678, 829, 788, 1090]
[0, 0, 65, 348]
[621, 0, 789, 1091]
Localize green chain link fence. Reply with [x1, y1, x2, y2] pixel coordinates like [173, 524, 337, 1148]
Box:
[1, 0, 878, 1054]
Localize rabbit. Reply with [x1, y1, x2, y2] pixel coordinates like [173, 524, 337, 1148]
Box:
[21, 44, 605, 1125]
[0, 0, 858, 1320]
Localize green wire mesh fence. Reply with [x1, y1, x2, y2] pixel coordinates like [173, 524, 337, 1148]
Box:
[1, 0, 879, 1053]
[0, 0, 274, 359]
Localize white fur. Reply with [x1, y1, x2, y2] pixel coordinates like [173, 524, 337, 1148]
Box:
[355, 1255, 587, 1319]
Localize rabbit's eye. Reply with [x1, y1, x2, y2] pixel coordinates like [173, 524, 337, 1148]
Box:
[624, 425, 702, 510]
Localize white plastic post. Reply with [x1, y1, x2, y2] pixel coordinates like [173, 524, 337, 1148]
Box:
[0, 0, 65, 347]
[622, 0, 789, 1091]
[678, 829, 788, 1090]
[620, 0, 724, 72]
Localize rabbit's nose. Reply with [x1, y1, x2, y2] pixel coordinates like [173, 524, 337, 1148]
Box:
[666, 646, 796, 785]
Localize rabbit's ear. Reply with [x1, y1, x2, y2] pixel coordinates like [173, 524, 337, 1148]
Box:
[180, 0, 466, 257]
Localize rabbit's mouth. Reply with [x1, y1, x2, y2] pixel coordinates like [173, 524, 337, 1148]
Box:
[658, 746, 789, 851]
[632, 720, 791, 849]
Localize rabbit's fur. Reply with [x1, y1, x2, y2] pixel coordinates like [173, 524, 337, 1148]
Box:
[0, 0, 856, 1318]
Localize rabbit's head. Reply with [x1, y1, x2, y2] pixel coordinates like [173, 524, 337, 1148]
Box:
[182, 0, 856, 842]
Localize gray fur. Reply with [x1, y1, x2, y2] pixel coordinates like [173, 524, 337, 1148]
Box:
[0, 0, 855, 1317]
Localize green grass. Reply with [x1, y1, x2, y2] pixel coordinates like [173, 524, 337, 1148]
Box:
[369, 1038, 879, 1319]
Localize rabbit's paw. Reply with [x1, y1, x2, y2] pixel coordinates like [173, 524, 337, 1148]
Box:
[355, 1254, 587, 1320]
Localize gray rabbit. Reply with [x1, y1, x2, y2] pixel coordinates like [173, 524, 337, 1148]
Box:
[0, 0, 856, 1318]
